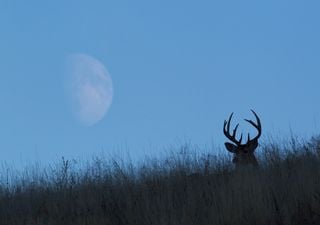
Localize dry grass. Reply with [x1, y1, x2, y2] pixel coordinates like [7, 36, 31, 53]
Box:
[1, 136, 320, 225]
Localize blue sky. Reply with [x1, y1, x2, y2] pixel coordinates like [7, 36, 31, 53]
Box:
[1, 1, 320, 166]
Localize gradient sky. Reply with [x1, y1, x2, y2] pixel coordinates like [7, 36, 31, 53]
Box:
[1, 1, 320, 167]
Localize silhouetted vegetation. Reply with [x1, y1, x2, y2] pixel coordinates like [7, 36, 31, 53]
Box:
[1, 136, 320, 225]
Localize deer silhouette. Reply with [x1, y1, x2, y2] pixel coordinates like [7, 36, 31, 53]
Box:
[223, 110, 262, 167]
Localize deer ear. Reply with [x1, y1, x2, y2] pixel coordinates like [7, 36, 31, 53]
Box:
[224, 142, 238, 153]
[247, 140, 259, 152]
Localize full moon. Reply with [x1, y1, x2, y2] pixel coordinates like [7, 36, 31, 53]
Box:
[65, 53, 113, 126]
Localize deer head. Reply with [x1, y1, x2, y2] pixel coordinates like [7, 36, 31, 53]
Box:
[223, 110, 262, 166]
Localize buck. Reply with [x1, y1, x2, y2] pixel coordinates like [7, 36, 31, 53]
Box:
[223, 110, 262, 167]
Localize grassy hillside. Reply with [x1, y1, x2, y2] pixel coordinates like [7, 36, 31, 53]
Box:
[1, 137, 320, 225]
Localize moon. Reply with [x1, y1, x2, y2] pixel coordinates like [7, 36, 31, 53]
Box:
[65, 53, 113, 126]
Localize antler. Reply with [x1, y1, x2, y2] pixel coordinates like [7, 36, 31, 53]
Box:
[224, 110, 262, 146]
[244, 109, 262, 143]
[223, 113, 243, 145]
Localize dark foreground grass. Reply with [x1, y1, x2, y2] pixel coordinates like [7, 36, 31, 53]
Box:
[1, 137, 320, 225]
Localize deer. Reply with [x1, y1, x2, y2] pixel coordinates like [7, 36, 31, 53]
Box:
[223, 110, 262, 167]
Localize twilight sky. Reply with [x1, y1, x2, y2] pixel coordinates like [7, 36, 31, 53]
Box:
[0, 1, 320, 166]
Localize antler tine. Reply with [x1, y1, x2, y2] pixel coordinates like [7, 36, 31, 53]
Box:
[239, 133, 243, 144]
[223, 113, 242, 145]
[227, 112, 233, 132]
[244, 110, 262, 140]
[232, 124, 239, 137]
[251, 109, 261, 129]
[223, 113, 233, 135]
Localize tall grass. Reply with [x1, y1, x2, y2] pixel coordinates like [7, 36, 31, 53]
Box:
[1, 136, 320, 225]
